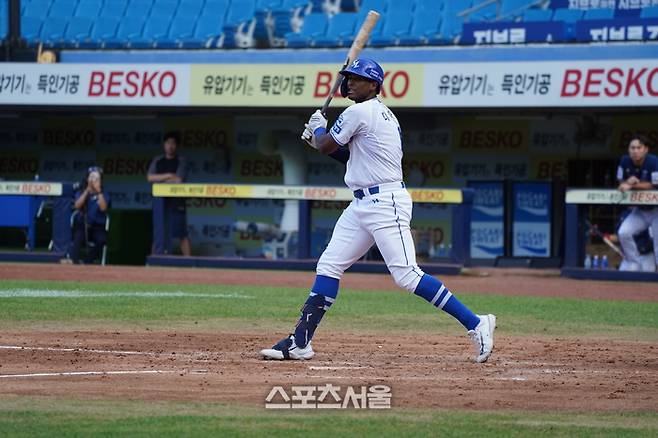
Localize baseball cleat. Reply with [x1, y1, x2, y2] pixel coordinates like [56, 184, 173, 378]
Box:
[260, 335, 315, 360]
[468, 314, 496, 363]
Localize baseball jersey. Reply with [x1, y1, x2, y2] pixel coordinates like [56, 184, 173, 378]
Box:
[329, 97, 403, 190]
[616, 153, 658, 186]
[74, 190, 110, 227]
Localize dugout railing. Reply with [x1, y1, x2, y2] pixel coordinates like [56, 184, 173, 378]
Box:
[147, 183, 474, 275]
[561, 188, 658, 282]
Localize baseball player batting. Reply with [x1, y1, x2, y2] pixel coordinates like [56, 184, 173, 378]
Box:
[261, 59, 496, 363]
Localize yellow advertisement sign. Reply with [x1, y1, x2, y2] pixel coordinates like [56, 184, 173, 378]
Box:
[153, 183, 254, 198]
[154, 183, 463, 204]
[453, 118, 529, 154]
[190, 64, 423, 107]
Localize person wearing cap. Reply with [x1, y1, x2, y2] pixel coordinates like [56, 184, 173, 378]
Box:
[260, 59, 496, 364]
[70, 166, 110, 264]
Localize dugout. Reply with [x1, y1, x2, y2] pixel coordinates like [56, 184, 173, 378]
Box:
[0, 43, 657, 270]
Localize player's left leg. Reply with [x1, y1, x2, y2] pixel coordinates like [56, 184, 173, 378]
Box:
[261, 202, 375, 360]
[369, 190, 495, 363]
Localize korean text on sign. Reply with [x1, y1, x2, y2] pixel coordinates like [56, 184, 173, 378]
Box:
[202, 75, 251, 96]
[260, 75, 305, 95]
[437, 74, 491, 96]
[37, 74, 80, 95]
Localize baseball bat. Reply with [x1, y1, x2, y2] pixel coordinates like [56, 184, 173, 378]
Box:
[320, 10, 381, 117]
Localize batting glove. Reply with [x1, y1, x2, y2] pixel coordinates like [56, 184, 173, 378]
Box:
[301, 123, 317, 149]
[307, 109, 327, 134]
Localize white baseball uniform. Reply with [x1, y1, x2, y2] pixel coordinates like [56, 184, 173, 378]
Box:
[317, 97, 425, 291]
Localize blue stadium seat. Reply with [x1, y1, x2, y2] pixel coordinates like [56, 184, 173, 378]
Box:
[126, 0, 154, 18]
[467, 1, 498, 22]
[223, 0, 257, 47]
[398, 6, 442, 45]
[415, 0, 443, 13]
[183, 13, 226, 48]
[358, 0, 387, 14]
[23, 0, 52, 19]
[285, 12, 328, 47]
[131, 16, 171, 48]
[176, 0, 205, 19]
[48, 0, 78, 19]
[159, 14, 197, 47]
[522, 8, 552, 21]
[21, 16, 43, 45]
[204, 0, 230, 18]
[40, 17, 68, 47]
[104, 17, 145, 48]
[75, 0, 103, 18]
[641, 6, 658, 18]
[254, 0, 282, 40]
[270, 0, 310, 44]
[0, 4, 8, 42]
[552, 8, 582, 40]
[78, 17, 120, 48]
[440, 2, 470, 43]
[63, 17, 94, 48]
[340, 0, 359, 10]
[387, 0, 414, 14]
[313, 12, 357, 47]
[583, 8, 615, 20]
[370, 10, 411, 46]
[100, 1, 128, 18]
[151, 0, 178, 20]
[225, 0, 257, 26]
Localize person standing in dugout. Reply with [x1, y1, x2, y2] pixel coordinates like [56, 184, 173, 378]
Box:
[70, 166, 110, 264]
[261, 58, 496, 363]
[616, 134, 658, 271]
[147, 131, 191, 256]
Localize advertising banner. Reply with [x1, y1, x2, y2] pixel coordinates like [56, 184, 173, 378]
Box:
[576, 18, 658, 42]
[423, 59, 658, 107]
[512, 182, 552, 257]
[468, 181, 505, 259]
[462, 21, 565, 44]
[0, 64, 190, 106]
[189, 63, 423, 107]
[551, 0, 658, 10]
[1, 61, 657, 108]
[566, 189, 658, 204]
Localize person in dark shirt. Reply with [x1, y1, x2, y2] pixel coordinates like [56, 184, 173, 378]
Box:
[616, 134, 658, 271]
[70, 166, 110, 264]
[147, 131, 191, 256]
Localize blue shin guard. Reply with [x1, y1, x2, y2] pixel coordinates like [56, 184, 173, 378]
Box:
[294, 294, 327, 348]
[293, 275, 339, 348]
[414, 274, 480, 330]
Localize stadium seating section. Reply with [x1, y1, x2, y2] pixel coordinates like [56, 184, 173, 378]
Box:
[1, 0, 655, 49]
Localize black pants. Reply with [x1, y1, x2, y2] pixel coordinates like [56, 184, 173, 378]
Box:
[71, 224, 107, 264]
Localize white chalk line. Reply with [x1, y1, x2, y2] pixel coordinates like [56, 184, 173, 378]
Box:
[0, 370, 174, 379]
[0, 289, 253, 299]
[0, 345, 157, 356]
[308, 366, 370, 370]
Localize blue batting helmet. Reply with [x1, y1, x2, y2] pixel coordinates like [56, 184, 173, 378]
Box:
[339, 58, 384, 97]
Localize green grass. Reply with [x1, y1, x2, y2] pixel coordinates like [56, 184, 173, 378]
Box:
[0, 280, 656, 340]
[0, 397, 656, 438]
[1, 280, 657, 436]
